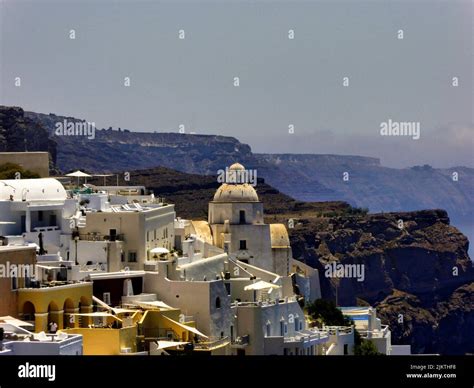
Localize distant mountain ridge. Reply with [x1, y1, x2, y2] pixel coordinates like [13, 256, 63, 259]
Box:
[21, 108, 473, 225]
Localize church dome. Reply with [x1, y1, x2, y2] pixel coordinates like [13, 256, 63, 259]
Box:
[229, 162, 245, 171]
[213, 183, 259, 202]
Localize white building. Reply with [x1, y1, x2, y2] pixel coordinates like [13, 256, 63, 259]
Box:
[0, 178, 76, 256]
[186, 163, 292, 276]
[0, 322, 83, 356]
[341, 306, 411, 355]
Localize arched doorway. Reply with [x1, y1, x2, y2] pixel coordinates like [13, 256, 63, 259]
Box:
[22, 301, 35, 324]
[47, 301, 59, 332]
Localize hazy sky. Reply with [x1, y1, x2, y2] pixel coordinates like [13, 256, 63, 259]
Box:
[1, 0, 472, 168]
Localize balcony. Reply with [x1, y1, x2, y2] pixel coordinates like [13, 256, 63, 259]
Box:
[359, 324, 390, 339]
[284, 329, 329, 345]
[79, 233, 124, 242]
[323, 326, 354, 336]
[194, 336, 230, 351]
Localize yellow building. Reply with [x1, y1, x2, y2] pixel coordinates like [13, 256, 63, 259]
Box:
[17, 282, 93, 333]
[65, 312, 139, 355]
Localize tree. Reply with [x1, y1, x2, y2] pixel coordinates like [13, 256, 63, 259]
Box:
[354, 339, 383, 355]
[306, 299, 353, 327]
[0, 163, 40, 179]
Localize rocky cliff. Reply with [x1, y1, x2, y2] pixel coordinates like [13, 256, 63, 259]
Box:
[288, 209, 474, 354]
[0, 106, 57, 171]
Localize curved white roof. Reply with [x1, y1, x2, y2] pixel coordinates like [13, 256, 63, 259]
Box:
[229, 162, 245, 171]
[213, 183, 259, 202]
[0, 178, 67, 201]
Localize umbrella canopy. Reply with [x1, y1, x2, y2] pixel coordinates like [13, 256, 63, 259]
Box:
[150, 247, 170, 254]
[244, 280, 281, 291]
[66, 170, 92, 178]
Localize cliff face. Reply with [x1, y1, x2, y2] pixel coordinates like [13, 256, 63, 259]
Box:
[376, 285, 474, 355]
[257, 154, 474, 224]
[0, 106, 57, 171]
[288, 209, 474, 354]
[25, 111, 258, 175]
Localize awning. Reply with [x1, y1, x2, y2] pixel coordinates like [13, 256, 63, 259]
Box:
[162, 315, 209, 339]
[0, 316, 34, 327]
[132, 301, 174, 310]
[156, 340, 189, 350]
[66, 170, 92, 178]
[244, 280, 281, 291]
[92, 295, 112, 310]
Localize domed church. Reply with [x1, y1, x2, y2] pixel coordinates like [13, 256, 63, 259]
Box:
[205, 163, 291, 276]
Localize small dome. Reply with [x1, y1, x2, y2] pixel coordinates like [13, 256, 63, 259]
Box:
[229, 162, 245, 171]
[213, 183, 259, 202]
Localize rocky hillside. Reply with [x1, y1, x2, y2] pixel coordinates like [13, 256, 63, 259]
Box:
[105, 166, 473, 354]
[24, 109, 474, 226]
[257, 153, 474, 224]
[287, 209, 474, 354]
[0, 106, 57, 172]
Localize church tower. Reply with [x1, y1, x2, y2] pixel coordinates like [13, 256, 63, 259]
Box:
[208, 163, 290, 275]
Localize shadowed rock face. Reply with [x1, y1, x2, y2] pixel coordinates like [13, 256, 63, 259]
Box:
[288, 209, 474, 354]
[0, 106, 58, 172]
[376, 285, 474, 355]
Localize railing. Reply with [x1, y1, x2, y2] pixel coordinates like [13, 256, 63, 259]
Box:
[231, 296, 298, 308]
[33, 226, 60, 232]
[323, 326, 354, 336]
[194, 336, 230, 350]
[359, 325, 389, 339]
[79, 233, 124, 242]
[284, 330, 329, 344]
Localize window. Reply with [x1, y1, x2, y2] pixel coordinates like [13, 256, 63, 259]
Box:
[38, 211, 43, 222]
[239, 210, 246, 224]
[266, 323, 271, 337]
[49, 214, 56, 226]
[128, 251, 137, 262]
[215, 297, 221, 309]
[224, 282, 231, 295]
[295, 318, 299, 331]
[239, 240, 247, 250]
[146, 231, 150, 242]
[280, 321, 285, 336]
[103, 292, 111, 305]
